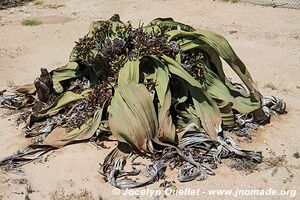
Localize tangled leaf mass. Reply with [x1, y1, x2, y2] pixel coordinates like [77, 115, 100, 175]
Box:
[0, 15, 286, 188]
[0, 0, 32, 10]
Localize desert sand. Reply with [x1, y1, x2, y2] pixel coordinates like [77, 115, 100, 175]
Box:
[0, 0, 300, 199]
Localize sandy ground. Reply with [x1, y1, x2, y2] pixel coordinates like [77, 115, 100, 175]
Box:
[0, 0, 300, 199]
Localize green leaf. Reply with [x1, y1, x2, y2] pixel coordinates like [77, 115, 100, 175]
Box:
[161, 55, 200, 87]
[175, 37, 260, 112]
[161, 55, 221, 137]
[169, 36, 260, 114]
[29, 90, 92, 124]
[118, 59, 140, 86]
[44, 90, 90, 116]
[195, 29, 261, 98]
[149, 56, 176, 143]
[176, 105, 201, 128]
[148, 18, 195, 32]
[218, 102, 235, 129]
[44, 103, 106, 148]
[176, 38, 226, 82]
[189, 85, 222, 137]
[51, 62, 81, 93]
[167, 29, 261, 100]
[201, 67, 260, 114]
[109, 84, 158, 153]
[157, 88, 176, 143]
